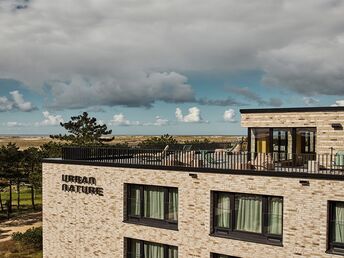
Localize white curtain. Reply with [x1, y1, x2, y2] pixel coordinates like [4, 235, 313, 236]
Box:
[215, 193, 230, 228]
[268, 197, 283, 235]
[235, 195, 262, 233]
[335, 203, 344, 243]
[144, 242, 164, 258]
[144, 186, 164, 220]
[168, 189, 178, 221]
[130, 186, 141, 216]
[129, 239, 141, 258]
[168, 246, 178, 258]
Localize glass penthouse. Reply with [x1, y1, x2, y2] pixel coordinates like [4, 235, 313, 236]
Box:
[43, 106, 344, 258]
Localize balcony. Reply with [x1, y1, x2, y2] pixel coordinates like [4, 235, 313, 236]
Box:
[46, 146, 344, 179]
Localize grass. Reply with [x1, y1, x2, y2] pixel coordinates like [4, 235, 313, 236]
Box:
[0, 240, 42, 258]
[0, 186, 42, 220]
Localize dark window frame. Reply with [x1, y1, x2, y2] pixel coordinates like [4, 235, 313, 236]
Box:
[327, 201, 344, 255]
[211, 191, 283, 246]
[125, 183, 178, 230]
[125, 237, 178, 258]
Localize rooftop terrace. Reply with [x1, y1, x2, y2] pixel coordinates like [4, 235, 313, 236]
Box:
[44, 146, 344, 180]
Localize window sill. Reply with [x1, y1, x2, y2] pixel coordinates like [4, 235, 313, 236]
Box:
[123, 219, 178, 231]
[326, 248, 344, 256]
[210, 232, 283, 247]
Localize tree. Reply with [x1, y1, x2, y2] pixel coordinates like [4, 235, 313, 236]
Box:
[138, 134, 178, 149]
[23, 147, 42, 210]
[50, 112, 113, 145]
[0, 143, 22, 213]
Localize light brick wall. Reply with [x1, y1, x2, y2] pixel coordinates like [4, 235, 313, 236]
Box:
[241, 111, 344, 154]
[43, 163, 344, 258]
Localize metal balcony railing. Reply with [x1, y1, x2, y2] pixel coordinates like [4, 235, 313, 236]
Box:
[61, 146, 344, 176]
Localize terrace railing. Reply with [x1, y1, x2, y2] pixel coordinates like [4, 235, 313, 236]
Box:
[61, 146, 344, 175]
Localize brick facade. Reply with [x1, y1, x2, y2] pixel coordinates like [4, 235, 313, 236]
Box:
[241, 110, 344, 155]
[43, 162, 344, 258]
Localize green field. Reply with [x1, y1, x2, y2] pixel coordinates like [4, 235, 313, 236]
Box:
[0, 186, 42, 217]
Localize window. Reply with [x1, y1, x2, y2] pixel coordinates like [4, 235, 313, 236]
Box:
[126, 238, 178, 258]
[328, 201, 344, 254]
[126, 184, 178, 230]
[212, 192, 283, 245]
[211, 253, 240, 258]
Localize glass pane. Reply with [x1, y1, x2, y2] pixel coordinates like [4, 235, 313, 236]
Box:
[235, 195, 262, 233]
[267, 197, 283, 235]
[130, 186, 141, 216]
[251, 128, 270, 153]
[215, 193, 230, 228]
[144, 242, 164, 258]
[334, 202, 344, 243]
[167, 189, 178, 221]
[144, 186, 165, 220]
[168, 246, 178, 258]
[128, 239, 141, 258]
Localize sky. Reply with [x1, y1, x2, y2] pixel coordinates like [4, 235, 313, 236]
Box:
[1, 0, 344, 135]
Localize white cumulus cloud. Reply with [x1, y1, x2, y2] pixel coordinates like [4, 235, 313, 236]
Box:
[36, 111, 64, 126]
[175, 107, 205, 123]
[223, 109, 236, 122]
[332, 100, 344, 107]
[0, 91, 36, 112]
[111, 113, 141, 126]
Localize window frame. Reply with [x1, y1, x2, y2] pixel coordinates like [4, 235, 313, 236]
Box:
[327, 201, 344, 255]
[125, 183, 178, 230]
[211, 191, 283, 246]
[126, 237, 178, 258]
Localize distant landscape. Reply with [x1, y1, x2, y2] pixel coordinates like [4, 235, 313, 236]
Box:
[0, 135, 244, 150]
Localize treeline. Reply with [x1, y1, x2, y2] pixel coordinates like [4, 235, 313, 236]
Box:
[0, 142, 63, 214]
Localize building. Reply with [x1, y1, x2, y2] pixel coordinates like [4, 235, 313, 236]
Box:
[43, 107, 344, 258]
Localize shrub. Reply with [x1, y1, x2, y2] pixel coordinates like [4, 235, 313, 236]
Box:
[12, 227, 42, 250]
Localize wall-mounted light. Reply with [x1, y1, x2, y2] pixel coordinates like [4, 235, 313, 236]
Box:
[299, 180, 310, 186]
[189, 173, 198, 179]
[331, 123, 343, 130]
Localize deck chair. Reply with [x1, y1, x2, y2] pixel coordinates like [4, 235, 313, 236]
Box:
[135, 145, 170, 162]
[250, 153, 274, 171]
[164, 151, 197, 167]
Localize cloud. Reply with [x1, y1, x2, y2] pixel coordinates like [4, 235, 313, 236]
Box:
[0, 90, 36, 112]
[196, 97, 244, 106]
[230, 87, 283, 107]
[303, 97, 320, 106]
[148, 116, 169, 126]
[223, 109, 236, 122]
[260, 39, 344, 96]
[0, 96, 13, 111]
[5, 121, 29, 127]
[10, 90, 36, 111]
[36, 111, 64, 126]
[175, 107, 206, 123]
[1, 0, 344, 103]
[332, 100, 344, 107]
[47, 72, 195, 109]
[111, 113, 141, 126]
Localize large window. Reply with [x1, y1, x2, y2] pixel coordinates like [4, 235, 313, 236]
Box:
[328, 201, 344, 254]
[212, 192, 283, 245]
[126, 184, 178, 229]
[126, 238, 178, 258]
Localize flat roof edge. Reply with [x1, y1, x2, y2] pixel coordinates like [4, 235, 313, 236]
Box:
[240, 106, 344, 114]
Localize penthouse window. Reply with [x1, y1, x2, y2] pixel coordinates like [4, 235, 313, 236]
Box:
[126, 238, 178, 258]
[328, 201, 344, 255]
[126, 184, 178, 230]
[212, 192, 283, 245]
